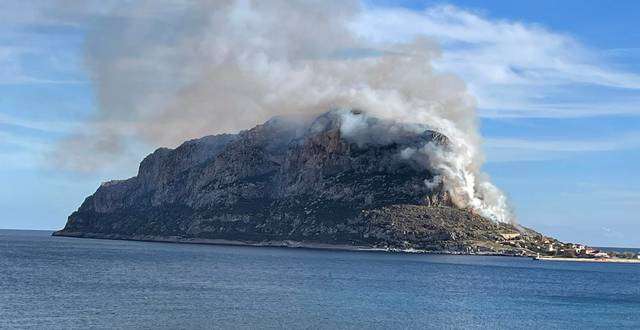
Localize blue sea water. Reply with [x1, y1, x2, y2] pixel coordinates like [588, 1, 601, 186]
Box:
[1, 230, 640, 329]
[597, 246, 640, 254]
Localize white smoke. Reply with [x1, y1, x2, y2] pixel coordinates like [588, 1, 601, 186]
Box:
[336, 110, 514, 223]
[56, 0, 515, 223]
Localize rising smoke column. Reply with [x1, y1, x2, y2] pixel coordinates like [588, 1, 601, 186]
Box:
[55, 0, 514, 223]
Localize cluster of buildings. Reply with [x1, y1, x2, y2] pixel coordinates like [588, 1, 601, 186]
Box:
[497, 232, 640, 260]
[551, 243, 640, 260]
[497, 232, 616, 259]
[555, 244, 610, 258]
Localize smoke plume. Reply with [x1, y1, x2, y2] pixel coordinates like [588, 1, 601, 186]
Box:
[56, 0, 514, 223]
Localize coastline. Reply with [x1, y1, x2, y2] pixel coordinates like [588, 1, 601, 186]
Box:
[535, 256, 640, 264]
[51, 231, 640, 263]
[51, 231, 517, 257]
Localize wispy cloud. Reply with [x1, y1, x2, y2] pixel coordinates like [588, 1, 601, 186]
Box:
[484, 131, 640, 162]
[479, 101, 640, 118]
[0, 42, 86, 84]
[604, 47, 640, 58]
[487, 133, 640, 152]
[0, 1, 90, 86]
[353, 4, 640, 118]
[560, 183, 640, 208]
[0, 130, 50, 151]
[0, 113, 81, 134]
[0, 130, 51, 170]
[5, 1, 640, 173]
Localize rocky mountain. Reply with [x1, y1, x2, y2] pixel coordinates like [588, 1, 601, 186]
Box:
[54, 110, 557, 255]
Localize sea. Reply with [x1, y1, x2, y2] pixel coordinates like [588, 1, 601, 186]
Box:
[1, 229, 640, 329]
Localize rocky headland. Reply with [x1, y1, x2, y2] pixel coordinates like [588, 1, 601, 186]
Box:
[54, 110, 560, 256]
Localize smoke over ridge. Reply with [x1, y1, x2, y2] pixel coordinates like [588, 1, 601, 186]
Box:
[57, 0, 514, 223]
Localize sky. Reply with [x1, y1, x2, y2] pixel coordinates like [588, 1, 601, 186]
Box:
[1, 1, 639, 247]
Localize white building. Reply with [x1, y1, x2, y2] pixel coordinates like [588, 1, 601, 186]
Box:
[594, 252, 609, 258]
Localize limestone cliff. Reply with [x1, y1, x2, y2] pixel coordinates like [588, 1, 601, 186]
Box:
[54, 110, 556, 255]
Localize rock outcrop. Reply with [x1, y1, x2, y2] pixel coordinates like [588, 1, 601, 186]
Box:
[54, 110, 557, 255]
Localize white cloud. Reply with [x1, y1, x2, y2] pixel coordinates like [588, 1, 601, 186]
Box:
[353, 4, 640, 118]
[479, 101, 640, 118]
[0, 113, 81, 134]
[6, 0, 640, 171]
[0, 43, 87, 85]
[484, 132, 640, 162]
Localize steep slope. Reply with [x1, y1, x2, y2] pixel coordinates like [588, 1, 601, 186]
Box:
[54, 110, 555, 255]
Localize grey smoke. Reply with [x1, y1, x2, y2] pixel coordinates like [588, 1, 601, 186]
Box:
[52, 0, 514, 223]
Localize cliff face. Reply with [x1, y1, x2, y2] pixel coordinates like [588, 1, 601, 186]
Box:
[55, 110, 552, 255]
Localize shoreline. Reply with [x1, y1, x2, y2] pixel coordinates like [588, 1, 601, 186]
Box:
[51, 231, 640, 263]
[535, 256, 640, 264]
[51, 231, 520, 257]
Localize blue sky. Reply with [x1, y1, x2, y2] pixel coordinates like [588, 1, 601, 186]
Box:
[1, 1, 639, 247]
